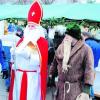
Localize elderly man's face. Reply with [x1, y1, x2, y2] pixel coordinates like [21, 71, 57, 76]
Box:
[28, 24, 36, 30]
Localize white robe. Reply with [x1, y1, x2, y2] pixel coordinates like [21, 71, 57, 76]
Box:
[11, 45, 41, 100]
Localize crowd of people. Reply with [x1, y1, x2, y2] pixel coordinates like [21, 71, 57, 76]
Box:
[0, 0, 100, 100]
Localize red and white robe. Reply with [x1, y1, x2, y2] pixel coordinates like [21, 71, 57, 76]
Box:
[9, 37, 48, 100]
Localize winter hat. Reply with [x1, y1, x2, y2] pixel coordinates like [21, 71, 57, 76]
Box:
[66, 22, 81, 40]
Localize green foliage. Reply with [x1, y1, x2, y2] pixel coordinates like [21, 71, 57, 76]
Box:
[6, 18, 100, 30]
[7, 18, 18, 24]
[66, 22, 80, 30]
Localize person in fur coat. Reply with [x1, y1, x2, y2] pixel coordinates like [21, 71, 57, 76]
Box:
[49, 23, 95, 100]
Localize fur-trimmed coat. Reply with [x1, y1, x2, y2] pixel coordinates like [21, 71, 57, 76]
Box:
[49, 35, 94, 100]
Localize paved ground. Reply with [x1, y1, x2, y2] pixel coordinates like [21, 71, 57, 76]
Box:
[0, 73, 52, 100]
[0, 67, 100, 100]
[0, 75, 8, 100]
[46, 88, 53, 100]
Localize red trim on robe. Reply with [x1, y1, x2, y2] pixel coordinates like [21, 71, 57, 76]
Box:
[8, 37, 48, 100]
[20, 72, 27, 100]
[16, 37, 24, 47]
[37, 37, 48, 100]
[9, 38, 23, 100]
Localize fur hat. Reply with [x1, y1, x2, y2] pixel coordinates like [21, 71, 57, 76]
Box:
[67, 22, 81, 40]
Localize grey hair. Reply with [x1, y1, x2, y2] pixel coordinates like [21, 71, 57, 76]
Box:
[54, 25, 66, 36]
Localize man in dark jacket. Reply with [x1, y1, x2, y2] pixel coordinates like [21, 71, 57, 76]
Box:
[83, 32, 100, 68]
[82, 31, 100, 99]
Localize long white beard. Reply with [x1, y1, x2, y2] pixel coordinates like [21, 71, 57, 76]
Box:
[24, 25, 45, 44]
[16, 25, 45, 52]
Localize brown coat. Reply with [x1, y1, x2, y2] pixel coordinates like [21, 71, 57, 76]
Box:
[49, 36, 94, 100]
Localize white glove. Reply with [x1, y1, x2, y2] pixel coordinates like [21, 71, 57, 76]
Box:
[76, 93, 90, 100]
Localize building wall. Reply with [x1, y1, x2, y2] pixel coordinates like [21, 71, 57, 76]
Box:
[41, 0, 79, 4]
[0, 0, 99, 4]
[0, 0, 33, 4]
[41, 0, 95, 4]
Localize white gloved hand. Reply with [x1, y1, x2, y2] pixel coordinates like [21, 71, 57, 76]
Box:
[76, 92, 90, 100]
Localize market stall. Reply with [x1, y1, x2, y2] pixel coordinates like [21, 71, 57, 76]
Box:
[0, 3, 100, 98]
